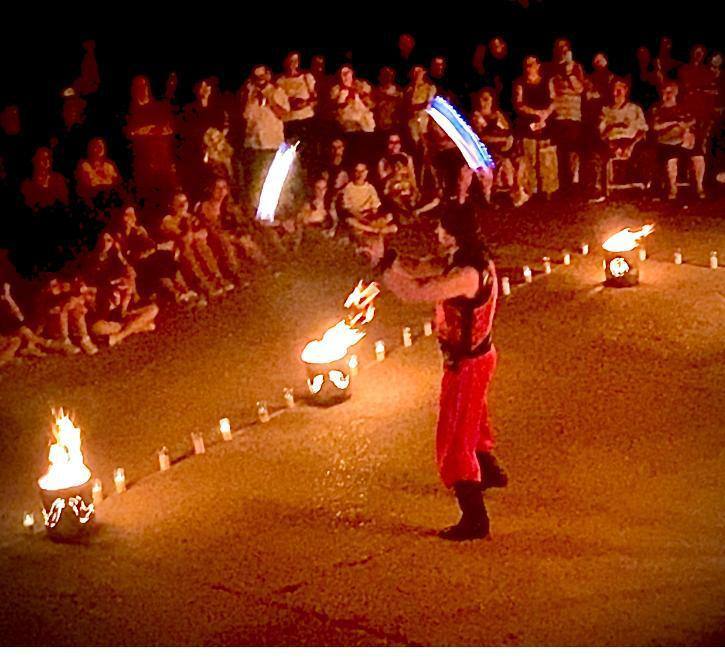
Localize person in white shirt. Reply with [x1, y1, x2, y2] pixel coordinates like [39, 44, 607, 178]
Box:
[330, 65, 375, 164]
[276, 51, 317, 144]
[240, 64, 290, 212]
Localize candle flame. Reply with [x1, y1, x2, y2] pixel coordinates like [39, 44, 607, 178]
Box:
[602, 224, 654, 253]
[38, 410, 91, 491]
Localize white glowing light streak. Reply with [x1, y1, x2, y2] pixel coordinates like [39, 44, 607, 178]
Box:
[426, 96, 495, 171]
[602, 224, 654, 253]
[38, 410, 91, 491]
[256, 142, 299, 223]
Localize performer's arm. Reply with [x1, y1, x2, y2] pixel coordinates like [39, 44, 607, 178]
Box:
[384, 261, 478, 302]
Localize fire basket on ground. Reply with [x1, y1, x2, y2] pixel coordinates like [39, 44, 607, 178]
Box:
[602, 224, 654, 288]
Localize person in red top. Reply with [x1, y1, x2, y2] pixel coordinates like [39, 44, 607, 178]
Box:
[21, 147, 69, 210]
[384, 203, 507, 541]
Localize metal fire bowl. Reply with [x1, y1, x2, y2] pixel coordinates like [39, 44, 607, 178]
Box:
[604, 253, 639, 288]
[303, 356, 353, 407]
[39, 479, 95, 542]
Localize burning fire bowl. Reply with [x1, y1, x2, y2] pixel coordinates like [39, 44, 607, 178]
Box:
[604, 252, 639, 287]
[304, 356, 353, 407]
[39, 480, 95, 542]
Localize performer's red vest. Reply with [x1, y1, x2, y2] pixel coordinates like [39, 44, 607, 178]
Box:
[435, 259, 497, 370]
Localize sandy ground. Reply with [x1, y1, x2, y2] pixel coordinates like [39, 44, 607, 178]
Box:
[0, 196, 723, 645]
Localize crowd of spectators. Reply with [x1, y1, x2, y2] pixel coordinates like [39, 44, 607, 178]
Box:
[0, 32, 722, 366]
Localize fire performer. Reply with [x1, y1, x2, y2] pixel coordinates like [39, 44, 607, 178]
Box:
[383, 204, 507, 541]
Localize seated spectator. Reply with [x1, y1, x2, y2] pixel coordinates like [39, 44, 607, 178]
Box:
[404, 66, 436, 147]
[341, 162, 396, 265]
[297, 177, 334, 234]
[373, 67, 403, 134]
[89, 279, 159, 348]
[88, 231, 137, 318]
[422, 115, 461, 197]
[548, 41, 585, 189]
[649, 81, 705, 199]
[594, 79, 650, 194]
[318, 137, 350, 211]
[276, 51, 317, 143]
[329, 65, 375, 161]
[46, 276, 99, 355]
[159, 192, 232, 297]
[383, 154, 420, 219]
[21, 147, 69, 210]
[377, 133, 415, 183]
[75, 137, 122, 205]
[513, 55, 558, 203]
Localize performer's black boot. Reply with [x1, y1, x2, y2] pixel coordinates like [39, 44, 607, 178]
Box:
[438, 481, 490, 541]
[477, 452, 509, 490]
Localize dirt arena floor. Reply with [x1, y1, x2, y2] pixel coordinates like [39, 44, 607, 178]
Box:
[0, 196, 723, 645]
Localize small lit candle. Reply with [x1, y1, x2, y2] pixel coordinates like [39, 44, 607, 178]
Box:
[256, 401, 270, 423]
[501, 276, 511, 296]
[158, 447, 171, 471]
[23, 512, 34, 533]
[219, 418, 232, 440]
[191, 432, 205, 455]
[710, 251, 718, 269]
[563, 253, 571, 266]
[638, 247, 647, 261]
[92, 478, 103, 506]
[283, 387, 295, 408]
[581, 243, 589, 256]
[113, 468, 126, 494]
[543, 257, 551, 274]
[602, 259, 607, 271]
[674, 249, 683, 265]
[348, 354, 359, 376]
[423, 321, 433, 336]
[402, 327, 412, 348]
[375, 340, 386, 361]
[523, 266, 532, 283]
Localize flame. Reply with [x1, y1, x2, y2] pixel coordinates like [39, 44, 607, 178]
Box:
[38, 410, 91, 491]
[301, 281, 378, 365]
[602, 224, 654, 253]
[256, 142, 299, 223]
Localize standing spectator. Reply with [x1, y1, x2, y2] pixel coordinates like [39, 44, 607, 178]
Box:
[329, 65, 375, 161]
[21, 147, 69, 210]
[240, 65, 290, 212]
[548, 42, 585, 190]
[404, 66, 436, 148]
[75, 137, 122, 206]
[656, 36, 682, 79]
[483, 37, 513, 112]
[373, 67, 403, 134]
[429, 56, 456, 103]
[0, 105, 28, 193]
[394, 34, 417, 85]
[276, 52, 317, 144]
[74, 40, 100, 97]
[649, 81, 705, 199]
[125, 76, 176, 204]
[513, 55, 558, 202]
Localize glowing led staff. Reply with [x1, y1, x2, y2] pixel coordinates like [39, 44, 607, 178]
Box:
[256, 141, 299, 223]
[425, 96, 495, 171]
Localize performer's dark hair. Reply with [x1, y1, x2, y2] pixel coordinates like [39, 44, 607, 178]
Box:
[440, 202, 491, 272]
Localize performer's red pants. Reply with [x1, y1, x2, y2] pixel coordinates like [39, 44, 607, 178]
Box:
[436, 348, 497, 488]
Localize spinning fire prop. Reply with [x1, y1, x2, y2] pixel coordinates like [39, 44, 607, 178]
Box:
[37, 410, 95, 541]
[602, 224, 654, 287]
[256, 142, 299, 223]
[301, 281, 379, 405]
[426, 96, 494, 171]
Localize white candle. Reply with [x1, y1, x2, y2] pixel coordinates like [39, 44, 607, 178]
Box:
[523, 266, 532, 283]
[423, 321, 433, 336]
[543, 257, 551, 274]
[348, 354, 359, 376]
[219, 418, 232, 440]
[158, 447, 171, 471]
[375, 340, 386, 361]
[581, 242, 589, 256]
[710, 251, 718, 269]
[501, 276, 511, 296]
[113, 468, 126, 494]
[92, 478, 103, 506]
[256, 401, 270, 423]
[402, 327, 412, 348]
[191, 432, 205, 454]
[283, 387, 295, 408]
[638, 247, 647, 261]
[23, 512, 34, 532]
[674, 249, 682, 265]
[563, 252, 571, 265]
